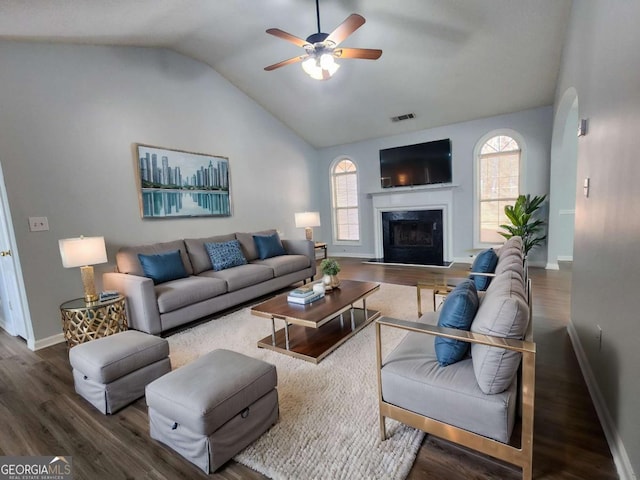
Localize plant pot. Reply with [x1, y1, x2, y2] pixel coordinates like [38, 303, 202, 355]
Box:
[322, 274, 340, 290]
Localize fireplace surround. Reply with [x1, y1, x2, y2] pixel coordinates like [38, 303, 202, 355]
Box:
[371, 185, 455, 266]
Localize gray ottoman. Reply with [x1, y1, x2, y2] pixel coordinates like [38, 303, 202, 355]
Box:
[69, 330, 171, 414]
[145, 349, 278, 473]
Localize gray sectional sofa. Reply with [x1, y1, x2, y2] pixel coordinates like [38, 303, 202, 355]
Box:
[103, 230, 315, 334]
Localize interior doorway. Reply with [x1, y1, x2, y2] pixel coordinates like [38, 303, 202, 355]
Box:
[0, 161, 33, 345]
[547, 88, 579, 269]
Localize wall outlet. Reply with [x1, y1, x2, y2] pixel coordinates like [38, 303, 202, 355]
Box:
[29, 216, 49, 232]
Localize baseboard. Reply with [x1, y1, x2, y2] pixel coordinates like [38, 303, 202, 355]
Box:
[567, 322, 637, 480]
[526, 259, 546, 268]
[453, 256, 473, 264]
[327, 252, 373, 259]
[31, 333, 65, 351]
[545, 262, 560, 270]
[557, 255, 573, 261]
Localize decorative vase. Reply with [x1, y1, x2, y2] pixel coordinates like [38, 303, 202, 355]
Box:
[323, 274, 340, 290]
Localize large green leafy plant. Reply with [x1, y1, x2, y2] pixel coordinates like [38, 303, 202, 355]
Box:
[499, 194, 547, 256]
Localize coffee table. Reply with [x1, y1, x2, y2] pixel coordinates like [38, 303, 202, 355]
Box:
[250, 280, 381, 363]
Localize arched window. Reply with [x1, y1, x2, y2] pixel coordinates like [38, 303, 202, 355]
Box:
[477, 134, 522, 244]
[331, 158, 360, 242]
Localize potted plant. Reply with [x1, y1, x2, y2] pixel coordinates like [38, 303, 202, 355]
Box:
[320, 258, 341, 290]
[499, 194, 547, 256]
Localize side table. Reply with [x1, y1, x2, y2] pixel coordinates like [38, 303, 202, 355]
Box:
[314, 242, 328, 260]
[416, 282, 452, 316]
[60, 295, 128, 347]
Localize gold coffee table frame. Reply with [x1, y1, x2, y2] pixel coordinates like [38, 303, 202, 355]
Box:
[251, 280, 380, 363]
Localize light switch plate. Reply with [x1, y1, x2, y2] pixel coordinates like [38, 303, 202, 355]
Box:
[29, 216, 49, 232]
[583, 177, 590, 198]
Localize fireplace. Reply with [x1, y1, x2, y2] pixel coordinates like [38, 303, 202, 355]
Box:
[370, 184, 455, 265]
[382, 210, 444, 265]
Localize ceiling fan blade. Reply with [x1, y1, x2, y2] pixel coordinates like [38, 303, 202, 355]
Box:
[335, 48, 383, 60]
[266, 28, 310, 48]
[326, 13, 365, 46]
[264, 55, 309, 71]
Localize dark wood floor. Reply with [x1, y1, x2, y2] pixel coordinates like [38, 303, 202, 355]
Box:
[0, 259, 618, 479]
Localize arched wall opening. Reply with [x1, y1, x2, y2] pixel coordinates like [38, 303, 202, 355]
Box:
[547, 87, 579, 269]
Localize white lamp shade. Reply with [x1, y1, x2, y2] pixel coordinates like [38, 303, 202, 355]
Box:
[295, 212, 321, 228]
[59, 236, 107, 268]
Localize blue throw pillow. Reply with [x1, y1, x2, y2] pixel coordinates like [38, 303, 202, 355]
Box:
[469, 248, 498, 291]
[253, 233, 286, 260]
[138, 250, 188, 285]
[435, 279, 479, 366]
[205, 240, 247, 271]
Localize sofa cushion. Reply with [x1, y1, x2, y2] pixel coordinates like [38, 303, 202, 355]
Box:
[138, 250, 188, 285]
[155, 276, 228, 314]
[204, 240, 247, 271]
[500, 236, 523, 252]
[185, 234, 236, 274]
[253, 232, 286, 259]
[200, 264, 274, 292]
[435, 279, 478, 366]
[381, 328, 517, 443]
[470, 248, 498, 291]
[485, 270, 527, 302]
[252, 254, 310, 277]
[236, 230, 277, 261]
[116, 240, 193, 276]
[498, 245, 523, 260]
[495, 255, 524, 278]
[471, 292, 529, 394]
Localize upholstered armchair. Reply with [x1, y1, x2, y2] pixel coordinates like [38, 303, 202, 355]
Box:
[377, 252, 535, 480]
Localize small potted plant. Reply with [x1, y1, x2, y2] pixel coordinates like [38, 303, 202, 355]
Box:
[320, 258, 341, 290]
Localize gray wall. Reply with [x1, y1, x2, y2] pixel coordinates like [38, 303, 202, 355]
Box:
[556, 1, 640, 477]
[0, 41, 319, 344]
[316, 107, 553, 263]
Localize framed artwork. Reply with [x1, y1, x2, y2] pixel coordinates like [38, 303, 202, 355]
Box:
[135, 144, 231, 218]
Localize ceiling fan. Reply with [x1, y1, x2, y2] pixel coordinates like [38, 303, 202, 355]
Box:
[264, 0, 382, 80]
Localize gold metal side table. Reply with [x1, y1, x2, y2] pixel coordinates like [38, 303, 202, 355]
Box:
[60, 295, 127, 347]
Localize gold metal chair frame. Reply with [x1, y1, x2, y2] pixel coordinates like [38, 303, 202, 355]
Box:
[378, 278, 535, 480]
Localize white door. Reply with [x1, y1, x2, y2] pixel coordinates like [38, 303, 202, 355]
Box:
[0, 162, 30, 341]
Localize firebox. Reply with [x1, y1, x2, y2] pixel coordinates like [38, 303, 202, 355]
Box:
[381, 209, 444, 265]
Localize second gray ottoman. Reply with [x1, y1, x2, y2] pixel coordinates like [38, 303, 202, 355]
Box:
[69, 330, 171, 414]
[145, 349, 278, 473]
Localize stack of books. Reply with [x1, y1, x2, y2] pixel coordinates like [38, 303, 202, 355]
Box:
[287, 285, 325, 305]
[99, 290, 120, 302]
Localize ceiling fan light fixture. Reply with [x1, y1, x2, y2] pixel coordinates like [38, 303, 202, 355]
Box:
[319, 53, 335, 69]
[302, 54, 339, 80]
[265, 3, 380, 78]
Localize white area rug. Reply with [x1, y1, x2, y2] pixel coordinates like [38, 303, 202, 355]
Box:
[168, 283, 429, 480]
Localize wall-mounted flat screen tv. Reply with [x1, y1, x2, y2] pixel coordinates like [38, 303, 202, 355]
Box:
[379, 138, 452, 188]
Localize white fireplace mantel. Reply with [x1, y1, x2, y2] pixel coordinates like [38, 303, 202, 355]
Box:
[370, 185, 456, 262]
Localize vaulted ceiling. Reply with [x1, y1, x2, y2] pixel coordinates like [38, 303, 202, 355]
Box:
[0, 0, 572, 148]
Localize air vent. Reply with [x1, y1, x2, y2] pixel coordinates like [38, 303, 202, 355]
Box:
[391, 113, 415, 123]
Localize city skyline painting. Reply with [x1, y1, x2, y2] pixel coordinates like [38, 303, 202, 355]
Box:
[135, 144, 231, 218]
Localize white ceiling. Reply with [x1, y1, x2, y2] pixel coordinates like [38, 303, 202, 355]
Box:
[0, 0, 572, 148]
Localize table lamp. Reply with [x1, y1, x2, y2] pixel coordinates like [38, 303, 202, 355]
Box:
[59, 236, 108, 303]
[295, 212, 321, 241]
